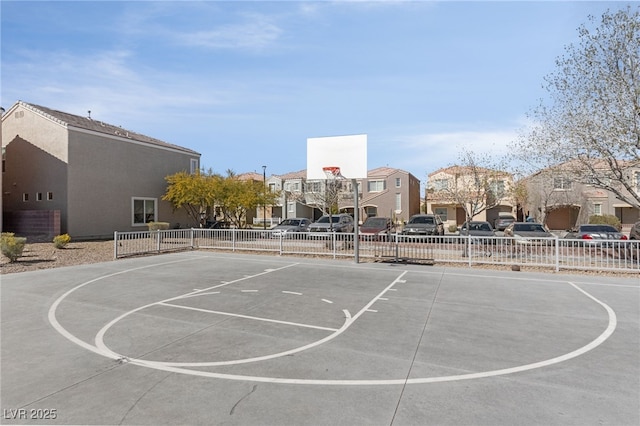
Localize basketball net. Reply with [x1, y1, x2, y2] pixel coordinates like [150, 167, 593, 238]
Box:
[322, 166, 344, 180]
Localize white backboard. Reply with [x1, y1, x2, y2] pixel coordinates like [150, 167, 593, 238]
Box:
[306, 134, 368, 180]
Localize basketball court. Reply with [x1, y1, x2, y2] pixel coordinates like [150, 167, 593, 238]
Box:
[2, 250, 639, 425]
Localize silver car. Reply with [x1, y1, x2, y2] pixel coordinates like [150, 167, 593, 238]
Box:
[271, 218, 311, 238]
[309, 214, 354, 233]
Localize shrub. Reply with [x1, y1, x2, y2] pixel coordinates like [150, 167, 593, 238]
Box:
[1, 233, 27, 262]
[53, 233, 71, 249]
[448, 224, 458, 233]
[147, 222, 170, 231]
[588, 214, 622, 230]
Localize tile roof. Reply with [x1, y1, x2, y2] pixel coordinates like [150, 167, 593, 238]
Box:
[16, 101, 200, 155]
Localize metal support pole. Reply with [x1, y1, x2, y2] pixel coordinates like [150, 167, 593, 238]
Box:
[352, 178, 359, 264]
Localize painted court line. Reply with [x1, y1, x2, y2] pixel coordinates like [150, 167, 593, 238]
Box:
[158, 302, 338, 332]
[47, 259, 618, 386]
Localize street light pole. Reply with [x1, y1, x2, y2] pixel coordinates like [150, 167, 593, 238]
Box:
[262, 165, 267, 230]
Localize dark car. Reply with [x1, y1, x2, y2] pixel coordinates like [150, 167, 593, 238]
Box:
[504, 222, 553, 238]
[564, 224, 628, 245]
[629, 221, 640, 240]
[271, 218, 311, 238]
[359, 217, 395, 240]
[401, 214, 444, 236]
[459, 221, 496, 237]
[494, 214, 516, 231]
[309, 214, 354, 233]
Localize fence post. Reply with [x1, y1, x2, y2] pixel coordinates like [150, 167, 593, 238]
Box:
[555, 235, 560, 272]
[191, 228, 195, 249]
[114, 231, 118, 259]
[232, 228, 236, 251]
[279, 233, 284, 255]
[468, 236, 472, 268]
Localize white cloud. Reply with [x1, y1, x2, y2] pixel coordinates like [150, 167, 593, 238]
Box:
[176, 16, 283, 50]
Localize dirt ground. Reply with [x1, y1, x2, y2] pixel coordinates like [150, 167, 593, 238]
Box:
[0, 240, 114, 275]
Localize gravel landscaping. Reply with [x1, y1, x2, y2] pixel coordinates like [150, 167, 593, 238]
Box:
[0, 240, 114, 275]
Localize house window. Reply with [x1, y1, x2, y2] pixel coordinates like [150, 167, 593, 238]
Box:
[307, 181, 321, 193]
[47, 192, 54, 200]
[395, 178, 401, 188]
[635, 171, 640, 193]
[132, 198, 157, 226]
[368, 180, 386, 192]
[22, 193, 29, 202]
[190, 158, 199, 174]
[268, 183, 276, 192]
[36, 192, 43, 201]
[489, 180, 505, 197]
[553, 177, 572, 190]
[432, 179, 449, 191]
[287, 202, 295, 214]
[434, 207, 448, 221]
[395, 193, 401, 211]
[593, 203, 602, 216]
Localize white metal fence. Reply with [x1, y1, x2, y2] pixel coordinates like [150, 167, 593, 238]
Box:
[114, 229, 640, 273]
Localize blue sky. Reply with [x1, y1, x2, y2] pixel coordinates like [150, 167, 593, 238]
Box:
[1, 1, 632, 183]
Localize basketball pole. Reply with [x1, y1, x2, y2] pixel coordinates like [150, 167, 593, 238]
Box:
[352, 178, 359, 264]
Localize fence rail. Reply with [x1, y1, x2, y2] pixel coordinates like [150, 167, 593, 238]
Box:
[114, 229, 640, 273]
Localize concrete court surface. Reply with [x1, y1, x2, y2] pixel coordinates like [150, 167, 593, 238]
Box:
[1, 251, 638, 426]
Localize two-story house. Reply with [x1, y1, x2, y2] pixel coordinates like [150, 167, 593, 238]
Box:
[426, 165, 516, 230]
[2, 101, 201, 239]
[522, 161, 640, 231]
[264, 167, 420, 225]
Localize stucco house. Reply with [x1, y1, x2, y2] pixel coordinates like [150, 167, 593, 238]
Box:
[264, 166, 420, 225]
[521, 161, 640, 231]
[1, 101, 201, 239]
[426, 165, 516, 230]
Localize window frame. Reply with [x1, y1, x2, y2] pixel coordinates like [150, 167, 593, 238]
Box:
[132, 197, 157, 226]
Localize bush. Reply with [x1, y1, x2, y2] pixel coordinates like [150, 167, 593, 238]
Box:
[53, 233, 71, 249]
[588, 214, 621, 230]
[147, 222, 170, 231]
[448, 224, 458, 233]
[1, 233, 27, 262]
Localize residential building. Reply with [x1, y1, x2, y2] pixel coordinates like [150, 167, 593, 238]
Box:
[2, 101, 200, 239]
[265, 166, 420, 225]
[522, 161, 640, 231]
[426, 165, 516, 230]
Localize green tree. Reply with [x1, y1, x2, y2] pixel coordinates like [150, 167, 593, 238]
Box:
[515, 7, 640, 208]
[163, 170, 221, 226]
[217, 171, 279, 228]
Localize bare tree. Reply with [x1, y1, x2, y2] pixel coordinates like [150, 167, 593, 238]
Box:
[514, 7, 640, 208]
[430, 150, 512, 223]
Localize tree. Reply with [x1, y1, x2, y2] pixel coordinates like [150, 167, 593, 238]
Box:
[163, 170, 221, 226]
[430, 150, 512, 223]
[216, 171, 280, 228]
[514, 7, 640, 208]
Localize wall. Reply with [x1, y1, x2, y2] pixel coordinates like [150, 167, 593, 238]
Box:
[3, 209, 61, 240]
[67, 129, 198, 238]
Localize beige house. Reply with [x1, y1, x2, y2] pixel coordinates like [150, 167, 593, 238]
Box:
[2, 101, 201, 239]
[522, 162, 640, 231]
[264, 166, 421, 225]
[426, 165, 516, 229]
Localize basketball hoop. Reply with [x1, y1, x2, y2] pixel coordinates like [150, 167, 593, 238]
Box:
[322, 166, 343, 180]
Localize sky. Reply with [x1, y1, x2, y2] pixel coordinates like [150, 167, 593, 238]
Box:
[1, 0, 634, 185]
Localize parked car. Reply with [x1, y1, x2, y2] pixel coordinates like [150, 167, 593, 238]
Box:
[564, 224, 628, 245]
[629, 221, 640, 240]
[459, 221, 496, 237]
[309, 214, 354, 233]
[205, 220, 230, 229]
[494, 213, 516, 231]
[504, 222, 553, 238]
[401, 214, 444, 236]
[271, 218, 311, 238]
[359, 217, 396, 240]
